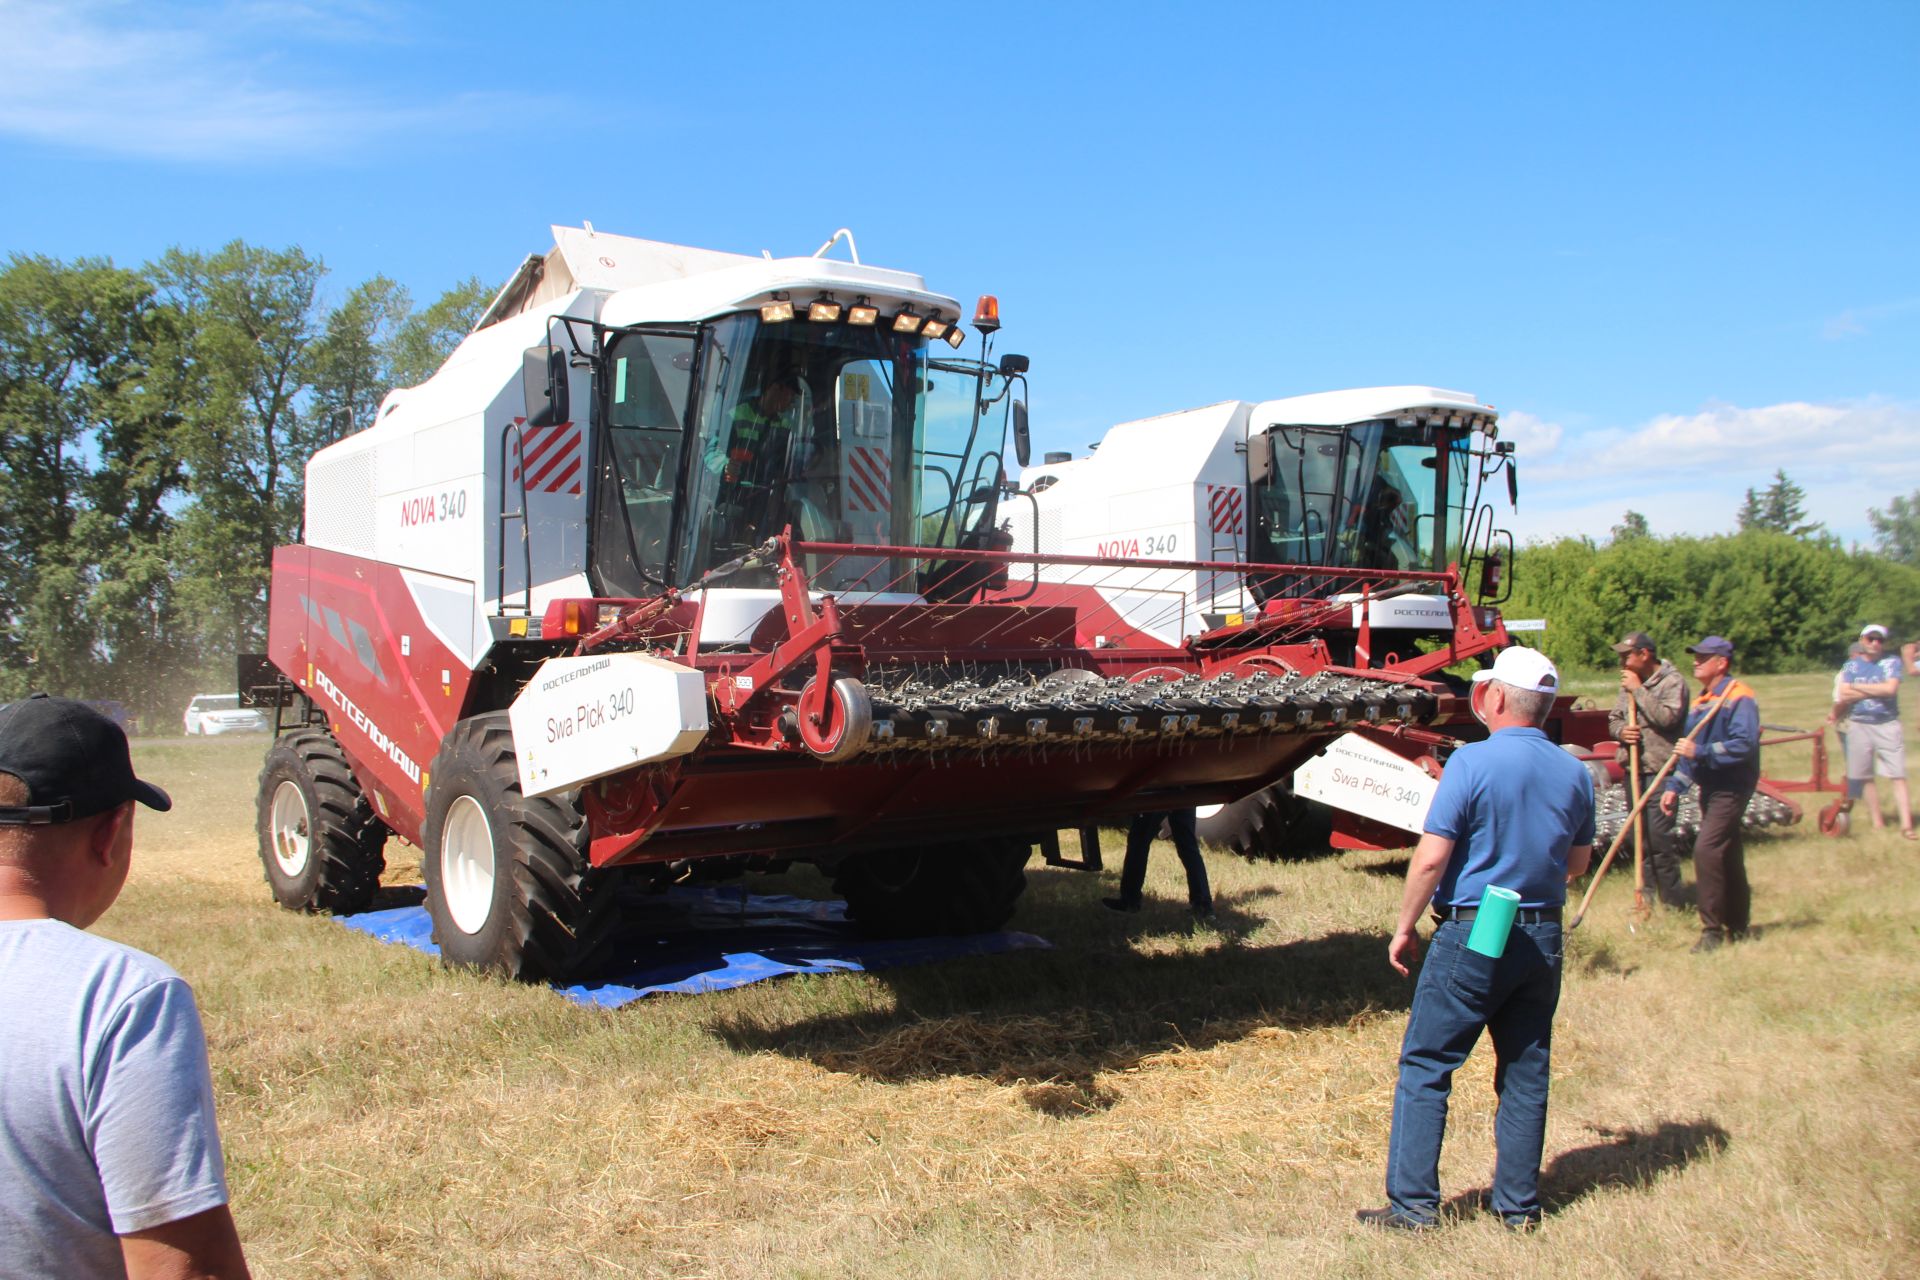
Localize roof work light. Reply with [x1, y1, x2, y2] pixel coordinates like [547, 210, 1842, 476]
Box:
[808, 294, 842, 323]
[760, 292, 794, 323]
[847, 296, 878, 326]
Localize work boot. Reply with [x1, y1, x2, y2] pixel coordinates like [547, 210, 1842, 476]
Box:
[1690, 930, 1725, 954]
[1101, 897, 1141, 914]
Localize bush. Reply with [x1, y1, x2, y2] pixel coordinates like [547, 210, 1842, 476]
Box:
[1506, 531, 1920, 674]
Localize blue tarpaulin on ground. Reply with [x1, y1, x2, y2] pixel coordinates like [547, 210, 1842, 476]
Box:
[335, 885, 1050, 1008]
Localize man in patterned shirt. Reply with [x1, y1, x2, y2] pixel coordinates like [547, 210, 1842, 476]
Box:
[1835, 625, 1911, 839]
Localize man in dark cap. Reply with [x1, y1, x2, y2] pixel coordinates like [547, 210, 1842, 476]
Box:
[1607, 631, 1689, 907]
[1661, 638, 1761, 953]
[0, 694, 251, 1279]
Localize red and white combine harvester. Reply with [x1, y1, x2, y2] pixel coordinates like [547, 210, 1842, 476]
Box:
[1006, 388, 1804, 856]
[253, 227, 1504, 979]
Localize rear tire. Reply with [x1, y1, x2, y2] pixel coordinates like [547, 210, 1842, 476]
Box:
[421, 713, 623, 981]
[833, 838, 1031, 937]
[1194, 780, 1334, 860]
[256, 731, 389, 913]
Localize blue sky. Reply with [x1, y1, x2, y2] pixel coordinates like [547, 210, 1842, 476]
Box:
[3, 0, 1915, 546]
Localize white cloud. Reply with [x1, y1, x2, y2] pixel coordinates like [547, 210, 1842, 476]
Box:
[1493, 408, 1563, 458]
[1822, 297, 1920, 341]
[0, 0, 541, 162]
[1503, 399, 1920, 547]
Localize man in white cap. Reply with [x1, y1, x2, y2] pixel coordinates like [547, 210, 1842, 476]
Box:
[0, 694, 252, 1278]
[1357, 647, 1594, 1233]
[1835, 625, 1911, 839]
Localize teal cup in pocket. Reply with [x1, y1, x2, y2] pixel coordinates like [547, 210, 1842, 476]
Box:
[1465, 885, 1522, 958]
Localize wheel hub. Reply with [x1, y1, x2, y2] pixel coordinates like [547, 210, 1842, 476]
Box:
[268, 780, 311, 877]
[440, 795, 497, 935]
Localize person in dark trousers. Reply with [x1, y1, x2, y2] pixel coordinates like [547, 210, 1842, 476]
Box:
[1104, 809, 1213, 917]
[1661, 636, 1761, 953]
[1607, 630, 1689, 906]
[1356, 646, 1594, 1233]
[0, 695, 252, 1279]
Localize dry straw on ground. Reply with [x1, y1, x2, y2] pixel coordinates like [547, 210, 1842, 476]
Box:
[101, 673, 1920, 1277]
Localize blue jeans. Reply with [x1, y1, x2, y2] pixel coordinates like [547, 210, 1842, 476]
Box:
[1386, 919, 1564, 1223]
[1118, 811, 1212, 912]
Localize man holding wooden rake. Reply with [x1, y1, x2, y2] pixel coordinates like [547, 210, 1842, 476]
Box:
[1661, 636, 1762, 953]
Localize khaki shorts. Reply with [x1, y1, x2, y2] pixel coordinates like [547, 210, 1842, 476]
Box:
[1845, 719, 1907, 780]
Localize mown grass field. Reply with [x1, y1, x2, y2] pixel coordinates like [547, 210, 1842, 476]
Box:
[106, 672, 1918, 1278]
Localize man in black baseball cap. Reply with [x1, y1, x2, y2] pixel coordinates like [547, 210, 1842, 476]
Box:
[0, 692, 173, 826]
[0, 693, 250, 1278]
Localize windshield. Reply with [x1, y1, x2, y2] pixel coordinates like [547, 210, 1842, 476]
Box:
[666, 313, 1009, 592]
[1249, 419, 1469, 590]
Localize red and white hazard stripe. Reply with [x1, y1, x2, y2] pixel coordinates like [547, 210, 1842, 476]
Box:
[512, 419, 585, 496]
[847, 446, 892, 513]
[1207, 484, 1244, 535]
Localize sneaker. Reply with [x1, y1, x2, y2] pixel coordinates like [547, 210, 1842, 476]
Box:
[1355, 1206, 1436, 1233]
[1100, 897, 1141, 914]
[1690, 930, 1725, 954]
[1501, 1212, 1542, 1232]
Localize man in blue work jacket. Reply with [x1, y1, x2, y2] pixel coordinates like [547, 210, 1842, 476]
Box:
[1358, 645, 1594, 1233]
[1661, 635, 1761, 952]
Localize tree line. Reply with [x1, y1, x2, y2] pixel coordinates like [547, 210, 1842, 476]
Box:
[1510, 472, 1920, 674]
[0, 245, 491, 726]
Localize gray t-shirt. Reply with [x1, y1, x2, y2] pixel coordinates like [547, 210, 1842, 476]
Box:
[0, 919, 230, 1279]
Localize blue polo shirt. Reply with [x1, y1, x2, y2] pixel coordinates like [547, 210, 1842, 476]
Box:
[1424, 727, 1596, 909]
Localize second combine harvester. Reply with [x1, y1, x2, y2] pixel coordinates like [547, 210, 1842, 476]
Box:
[255, 227, 1512, 979]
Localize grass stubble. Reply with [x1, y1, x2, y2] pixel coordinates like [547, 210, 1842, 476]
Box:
[103, 674, 1919, 1278]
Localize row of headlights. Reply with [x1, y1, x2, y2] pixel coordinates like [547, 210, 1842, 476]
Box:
[1394, 410, 1499, 438]
[759, 292, 969, 348]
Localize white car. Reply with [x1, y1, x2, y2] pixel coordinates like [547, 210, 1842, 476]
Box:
[183, 693, 268, 736]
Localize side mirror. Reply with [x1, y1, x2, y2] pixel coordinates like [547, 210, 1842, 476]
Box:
[1246, 430, 1273, 484]
[1506, 462, 1519, 507]
[998, 353, 1030, 376]
[1012, 399, 1031, 468]
[522, 345, 569, 426]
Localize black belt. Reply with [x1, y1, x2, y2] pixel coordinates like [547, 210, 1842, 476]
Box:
[1432, 905, 1562, 925]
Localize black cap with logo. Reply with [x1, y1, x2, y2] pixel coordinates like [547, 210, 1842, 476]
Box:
[0, 694, 172, 825]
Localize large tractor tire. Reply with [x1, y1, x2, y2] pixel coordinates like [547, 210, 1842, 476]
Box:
[257, 730, 389, 914]
[832, 837, 1031, 938]
[420, 713, 623, 981]
[1194, 780, 1335, 861]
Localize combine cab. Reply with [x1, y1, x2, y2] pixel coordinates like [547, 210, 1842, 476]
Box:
[256, 228, 1465, 979]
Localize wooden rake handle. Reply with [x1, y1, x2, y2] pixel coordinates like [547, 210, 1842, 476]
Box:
[1570, 691, 1729, 930]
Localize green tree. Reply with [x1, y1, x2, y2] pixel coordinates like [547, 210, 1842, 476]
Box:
[388, 276, 494, 388]
[0, 255, 191, 706]
[1611, 510, 1650, 542]
[1735, 469, 1825, 539]
[1508, 529, 1920, 674]
[306, 275, 411, 445]
[1867, 490, 1920, 567]
[152, 242, 327, 655]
